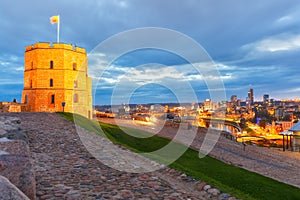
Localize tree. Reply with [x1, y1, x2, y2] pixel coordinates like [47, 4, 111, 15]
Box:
[254, 109, 275, 124]
[282, 114, 291, 121]
[239, 117, 246, 130]
[259, 119, 266, 129]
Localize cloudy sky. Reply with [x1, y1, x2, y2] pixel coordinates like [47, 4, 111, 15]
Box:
[1, 0, 300, 105]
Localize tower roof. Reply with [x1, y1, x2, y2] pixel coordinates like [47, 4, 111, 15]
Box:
[289, 121, 300, 132]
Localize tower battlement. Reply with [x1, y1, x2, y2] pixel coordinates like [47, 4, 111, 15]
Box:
[25, 42, 86, 54]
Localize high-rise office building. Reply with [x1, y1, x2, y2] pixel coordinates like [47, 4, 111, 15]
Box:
[231, 95, 237, 105]
[248, 88, 254, 105]
[263, 94, 269, 105]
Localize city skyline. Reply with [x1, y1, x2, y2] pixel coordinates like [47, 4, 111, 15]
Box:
[1, 1, 300, 104]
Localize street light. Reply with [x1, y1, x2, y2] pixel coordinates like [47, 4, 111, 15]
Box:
[62, 102, 66, 112]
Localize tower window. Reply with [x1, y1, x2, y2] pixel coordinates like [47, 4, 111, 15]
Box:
[25, 94, 28, 104]
[73, 63, 77, 70]
[50, 79, 53, 87]
[50, 60, 54, 69]
[74, 80, 78, 88]
[74, 94, 78, 103]
[30, 80, 32, 88]
[51, 94, 55, 104]
[31, 61, 33, 69]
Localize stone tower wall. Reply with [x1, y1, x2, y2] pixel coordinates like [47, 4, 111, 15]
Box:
[22, 42, 92, 118]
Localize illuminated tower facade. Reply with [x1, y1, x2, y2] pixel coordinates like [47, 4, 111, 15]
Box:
[22, 42, 92, 118]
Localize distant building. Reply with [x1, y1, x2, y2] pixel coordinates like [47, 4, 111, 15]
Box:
[212, 102, 220, 111]
[239, 101, 247, 107]
[231, 95, 237, 106]
[0, 102, 27, 112]
[277, 121, 294, 131]
[275, 107, 284, 120]
[269, 98, 274, 106]
[150, 104, 164, 112]
[204, 99, 212, 111]
[289, 122, 300, 151]
[246, 88, 254, 110]
[22, 42, 92, 118]
[248, 88, 254, 105]
[263, 94, 269, 105]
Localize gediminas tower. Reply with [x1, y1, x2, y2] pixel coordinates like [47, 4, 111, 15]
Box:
[22, 42, 92, 118]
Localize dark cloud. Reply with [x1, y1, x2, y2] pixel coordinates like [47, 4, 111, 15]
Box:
[1, 0, 300, 103]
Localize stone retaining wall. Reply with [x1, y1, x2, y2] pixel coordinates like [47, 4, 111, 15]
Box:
[0, 175, 30, 200]
[0, 115, 36, 200]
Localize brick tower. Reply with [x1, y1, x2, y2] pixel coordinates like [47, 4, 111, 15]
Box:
[22, 42, 92, 118]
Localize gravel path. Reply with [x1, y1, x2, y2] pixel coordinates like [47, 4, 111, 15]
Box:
[99, 118, 300, 188]
[3, 113, 237, 200]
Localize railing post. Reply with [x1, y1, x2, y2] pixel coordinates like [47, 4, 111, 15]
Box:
[282, 135, 285, 151]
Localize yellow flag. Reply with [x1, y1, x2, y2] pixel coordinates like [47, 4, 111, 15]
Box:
[50, 15, 59, 24]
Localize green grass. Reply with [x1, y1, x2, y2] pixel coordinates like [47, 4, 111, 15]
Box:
[59, 112, 300, 200]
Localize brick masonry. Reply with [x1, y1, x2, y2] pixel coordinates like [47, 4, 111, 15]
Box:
[22, 43, 92, 118]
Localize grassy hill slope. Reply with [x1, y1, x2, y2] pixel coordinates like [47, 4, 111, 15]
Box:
[59, 112, 300, 200]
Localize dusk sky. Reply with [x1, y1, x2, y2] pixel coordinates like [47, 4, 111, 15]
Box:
[1, 0, 300, 105]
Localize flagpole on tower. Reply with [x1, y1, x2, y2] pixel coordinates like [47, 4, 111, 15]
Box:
[50, 15, 60, 43]
[57, 15, 60, 43]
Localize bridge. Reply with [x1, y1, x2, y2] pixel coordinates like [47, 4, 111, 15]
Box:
[199, 117, 242, 134]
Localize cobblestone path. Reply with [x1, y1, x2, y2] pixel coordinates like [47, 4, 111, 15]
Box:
[10, 113, 234, 200]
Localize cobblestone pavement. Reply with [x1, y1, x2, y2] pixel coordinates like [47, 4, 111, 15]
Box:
[4, 113, 237, 200]
[100, 118, 300, 188]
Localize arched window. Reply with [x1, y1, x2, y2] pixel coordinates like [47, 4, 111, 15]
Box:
[50, 79, 53, 87]
[50, 94, 55, 104]
[24, 94, 28, 104]
[50, 60, 54, 69]
[74, 94, 78, 103]
[73, 63, 77, 70]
